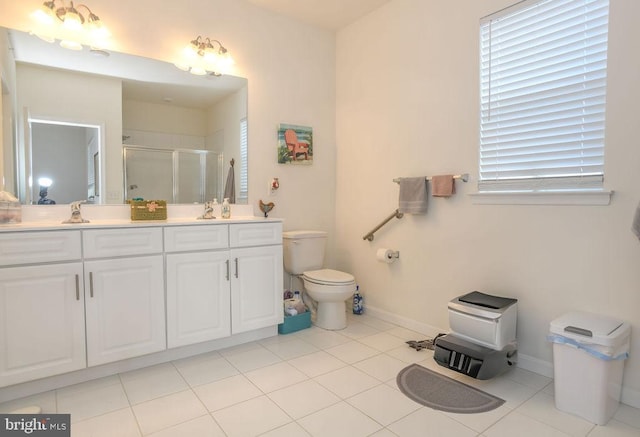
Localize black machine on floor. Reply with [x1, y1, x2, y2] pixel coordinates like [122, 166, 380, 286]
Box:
[433, 291, 518, 380]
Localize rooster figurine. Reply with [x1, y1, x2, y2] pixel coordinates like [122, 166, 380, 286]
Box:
[259, 200, 275, 218]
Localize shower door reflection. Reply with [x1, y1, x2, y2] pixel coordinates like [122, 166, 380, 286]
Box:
[124, 146, 222, 203]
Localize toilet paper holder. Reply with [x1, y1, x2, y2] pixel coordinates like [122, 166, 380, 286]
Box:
[377, 248, 400, 263]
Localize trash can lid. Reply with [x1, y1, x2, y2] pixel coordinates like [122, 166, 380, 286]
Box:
[550, 311, 630, 348]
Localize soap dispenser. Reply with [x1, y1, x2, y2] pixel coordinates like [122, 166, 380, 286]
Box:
[221, 198, 231, 219]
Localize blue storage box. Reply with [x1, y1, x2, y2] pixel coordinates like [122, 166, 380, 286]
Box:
[278, 311, 311, 334]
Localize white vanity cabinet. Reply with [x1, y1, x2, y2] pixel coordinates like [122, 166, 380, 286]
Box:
[0, 218, 283, 391]
[0, 231, 86, 387]
[165, 225, 231, 348]
[82, 228, 166, 366]
[229, 223, 284, 334]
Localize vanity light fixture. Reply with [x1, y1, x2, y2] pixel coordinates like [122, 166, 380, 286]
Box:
[175, 36, 234, 76]
[31, 0, 111, 50]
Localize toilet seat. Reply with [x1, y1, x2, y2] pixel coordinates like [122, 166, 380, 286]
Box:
[303, 269, 355, 286]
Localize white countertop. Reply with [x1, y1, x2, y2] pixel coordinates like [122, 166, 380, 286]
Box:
[0, 204, 282, 232]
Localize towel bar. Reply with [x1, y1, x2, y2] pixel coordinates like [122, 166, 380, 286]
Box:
[363, 209, 404, 241]
[392, 173, 469, 183]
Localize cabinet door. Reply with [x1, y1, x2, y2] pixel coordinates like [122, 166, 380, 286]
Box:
[0, 263, 86, 387]
[84, 255, 165, 366]
[230, 245, 283, 334]
[166, 251, 231, 348]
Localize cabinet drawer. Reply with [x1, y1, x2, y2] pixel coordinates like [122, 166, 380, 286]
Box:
[0, 231, 81, 266]
[164, 225, 229, 253]
[83, 228, 162, 259]
[230, 223, 282, 247]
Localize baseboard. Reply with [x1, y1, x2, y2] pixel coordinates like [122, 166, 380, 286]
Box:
[364, 305, 444, 338]
[363, 305, 640, 409]
[516, 352, 554, 378]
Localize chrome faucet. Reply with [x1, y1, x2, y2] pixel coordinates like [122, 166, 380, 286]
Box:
[62, 201, 90, 223]
[198, 200, 216, 219]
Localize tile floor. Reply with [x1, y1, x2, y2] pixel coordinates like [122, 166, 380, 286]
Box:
[1, 314, 639, 436]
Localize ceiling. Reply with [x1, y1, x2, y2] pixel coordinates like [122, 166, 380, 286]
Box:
[247, 0, 391, 31]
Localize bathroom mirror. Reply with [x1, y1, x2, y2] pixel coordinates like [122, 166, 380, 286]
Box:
[1, 26, 248, 205]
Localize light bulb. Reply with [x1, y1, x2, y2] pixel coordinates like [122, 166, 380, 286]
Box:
[31, 6, 55, 25]
[62, 10, 83, 31]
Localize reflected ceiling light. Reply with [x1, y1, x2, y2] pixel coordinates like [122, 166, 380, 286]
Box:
[175, 36, 234, 76]
[31, 0, 111, 51]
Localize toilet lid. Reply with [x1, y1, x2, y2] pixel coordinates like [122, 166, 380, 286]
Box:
[303, 269, 355, 285]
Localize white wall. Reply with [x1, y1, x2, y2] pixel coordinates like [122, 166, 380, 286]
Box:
[336, 0, 640, 406]
[16, 64, 121, 203]
[0, 0, 337, 236]
[31, 123, 87, 204]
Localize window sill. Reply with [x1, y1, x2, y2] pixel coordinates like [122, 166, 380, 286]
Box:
[470, 190, 613, 206]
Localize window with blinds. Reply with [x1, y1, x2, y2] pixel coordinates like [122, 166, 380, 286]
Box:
[238, 118, 248, 202]
[479, 0, 609, 192]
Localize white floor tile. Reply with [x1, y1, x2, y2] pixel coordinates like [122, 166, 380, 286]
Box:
[71, 407, 141, 437]
[613, 403, 640, 429]
[132, 389, 207, 435]
[224, 346, 282, 372]
[516, 391, 595, 436]
[503, 367, 552, 391]
[297, 401, 383, 437]
[351, 315, 398, 331]
[294, 328, 351, 349]
[56, 377, 129, 423]
[3, 314, 617, 437]
[173, 352, 239, 387]
[354, 353, 410, 382]
[259, 421, 312, 436]
[268, 379, 340, 420]
[483, 411, 571, 437]
[244, 361, 309, 393]
[588, 419, 640, 437]
[442, 404, 513, 434]
[347, 384, 421, 426]
[287, 350, 347, 377]
[147, 414, 226, 437]
[325, 341, 380, 364]
[314, 366, 381, 399]
[368, 429, 399, 437]
[212, 395, 291, 437]
[387, 407, 477, 437]
[338, 322, 381, 339]
[193, 374, 262, 412]
[385, 327, 430, 342]
[120, 362, 189, 405]
[385, 345, 432, 364]
[358, 332, 406, 352]
[263, 338, 320, 360]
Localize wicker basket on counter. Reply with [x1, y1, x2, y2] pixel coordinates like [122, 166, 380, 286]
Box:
[129, 200, 167, 221]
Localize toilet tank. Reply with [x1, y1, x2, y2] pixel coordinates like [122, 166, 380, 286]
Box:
[282, 230, 327, 275]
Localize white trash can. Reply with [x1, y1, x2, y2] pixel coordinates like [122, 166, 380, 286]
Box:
[549, 312, 630, 425]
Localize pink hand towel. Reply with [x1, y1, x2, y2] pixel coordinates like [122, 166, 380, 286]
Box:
[431, 175, 455, 197]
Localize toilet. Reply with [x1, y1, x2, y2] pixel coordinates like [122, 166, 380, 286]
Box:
[282, 230, 356, 330]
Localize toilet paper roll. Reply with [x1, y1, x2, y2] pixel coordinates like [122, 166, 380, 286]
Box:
[376, 248, 397, 264]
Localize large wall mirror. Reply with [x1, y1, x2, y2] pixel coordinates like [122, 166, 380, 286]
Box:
[0, 26, 248, 205]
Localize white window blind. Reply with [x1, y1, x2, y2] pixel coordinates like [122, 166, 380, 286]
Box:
[479, 0, 609, 192]
[239, 118, 248, 202]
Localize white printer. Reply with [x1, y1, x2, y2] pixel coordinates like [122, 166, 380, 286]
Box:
[434, 291, 518, 379]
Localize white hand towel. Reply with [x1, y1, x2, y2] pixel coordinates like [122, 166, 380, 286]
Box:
[633, 201, 640, 240]
[398, 177, 428, 214]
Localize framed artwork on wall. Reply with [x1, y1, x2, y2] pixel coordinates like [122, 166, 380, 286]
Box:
[277, 124, 313, 164]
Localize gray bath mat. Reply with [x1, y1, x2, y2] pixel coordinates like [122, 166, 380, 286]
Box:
[396, 364, 505, 414]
